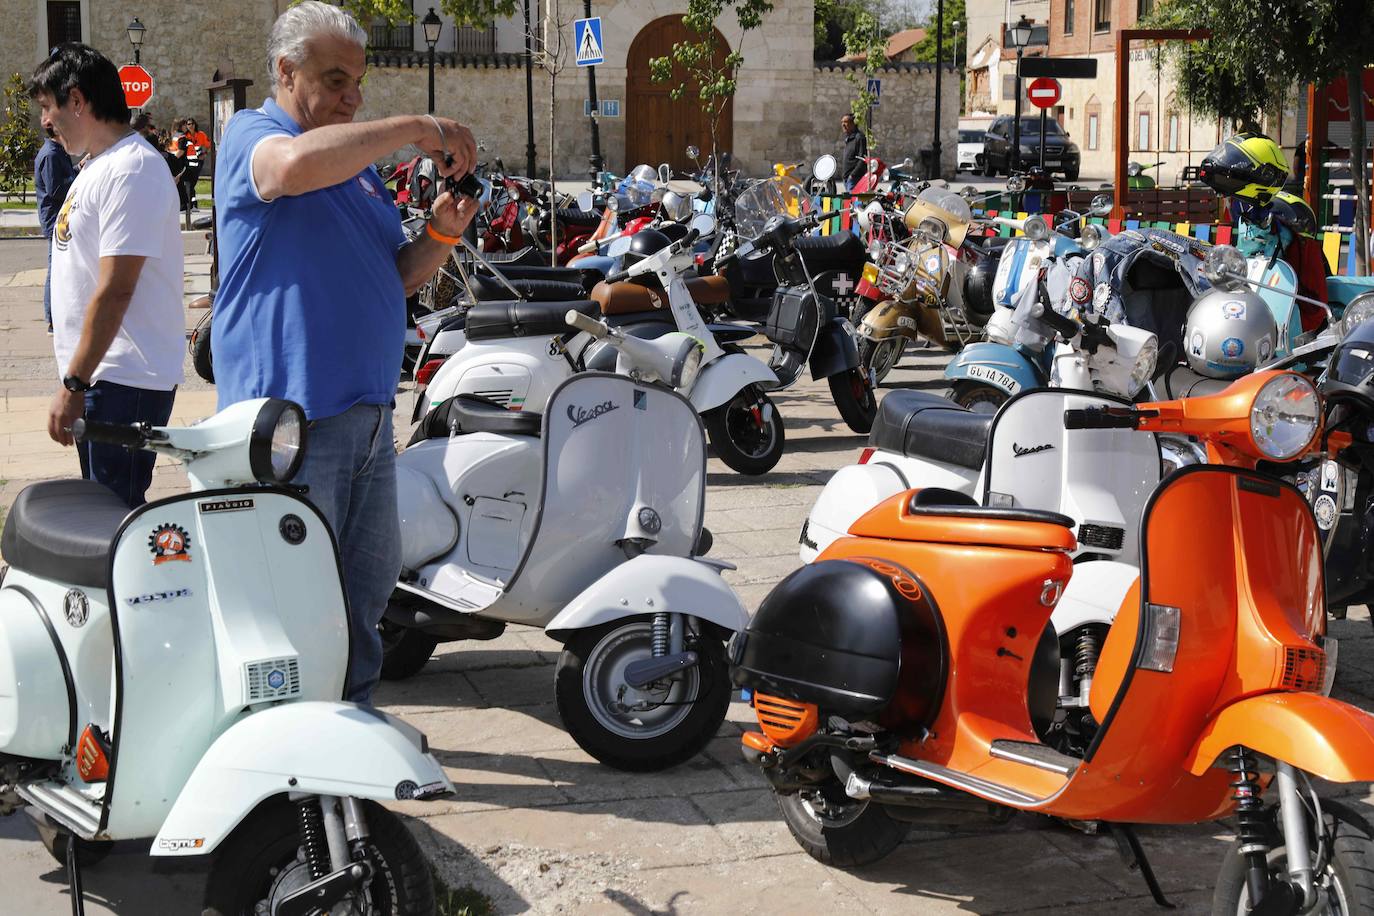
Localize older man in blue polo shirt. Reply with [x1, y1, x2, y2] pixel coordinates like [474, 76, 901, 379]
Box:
[214, 1, 478, 703]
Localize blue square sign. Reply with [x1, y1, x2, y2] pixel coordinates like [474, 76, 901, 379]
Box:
[574, 17, 604, 67]
[867, 77, 882, 106]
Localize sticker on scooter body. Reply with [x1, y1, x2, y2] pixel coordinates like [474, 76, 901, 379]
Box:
[157, 837, 205, 851]
[567, 400, 619, 427]
[126, 588, 193, 607]
[149, 524, 191, 565]
[63, 589, 88, 627]
[964, 364, 1021, 393]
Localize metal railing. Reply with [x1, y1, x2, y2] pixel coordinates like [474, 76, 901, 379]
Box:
[455, 24, 496, 55]
[370, 22, 414, 51]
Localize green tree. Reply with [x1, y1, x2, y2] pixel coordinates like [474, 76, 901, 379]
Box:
[338, 0, 518, 31]
[648, 0, 775, 181]
[905, 0, 965, 65]
[841, 8, 887, 141]
[0, 73, 39, 203]
[1146, 0, 1374, 273]
[815, 0, 866, 61]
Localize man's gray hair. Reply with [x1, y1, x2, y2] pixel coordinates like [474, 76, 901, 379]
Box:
[267, 1, 368, 88]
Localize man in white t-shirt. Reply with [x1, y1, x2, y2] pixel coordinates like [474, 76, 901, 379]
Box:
[30, 44, 184, 507]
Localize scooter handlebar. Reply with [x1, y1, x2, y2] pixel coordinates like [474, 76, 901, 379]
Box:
[1063, 407, 1143, 430]
[565, 309, 610, 338]
[71, 418, 148, 447]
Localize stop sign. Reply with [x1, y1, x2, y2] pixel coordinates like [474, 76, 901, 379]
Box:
[119, 65, 154, 109]
[1027, 77, 1061, 109]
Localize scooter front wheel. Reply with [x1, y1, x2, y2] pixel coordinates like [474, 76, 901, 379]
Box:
[554, 618, 731, 771]
[776, 783, 909, 868]
[204, 796, 434, 916]
[828, 368, 878, 434]
[703, 387, 786, 476]
[859, 335, 905, 384]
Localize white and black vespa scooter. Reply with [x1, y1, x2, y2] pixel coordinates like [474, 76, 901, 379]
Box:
[385, 309, 750, 772]
[0, 399, 452, 915]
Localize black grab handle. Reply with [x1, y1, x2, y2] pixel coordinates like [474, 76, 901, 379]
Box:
[71, 418, 148, 447]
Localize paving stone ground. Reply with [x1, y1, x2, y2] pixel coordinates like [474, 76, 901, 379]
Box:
[1, 237, 1372, 914]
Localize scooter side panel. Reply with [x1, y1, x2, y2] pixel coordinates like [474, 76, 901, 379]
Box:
[150, 702, 451, 856]
[801, 462, 925, 563]
[423, 337, 568, 415]
[544, 555, 747, 642]
[104, 490, 349, 839]
[688, 353, 779, 412]
[943, 342, 1041, 396]
[0, 572, 77, 759]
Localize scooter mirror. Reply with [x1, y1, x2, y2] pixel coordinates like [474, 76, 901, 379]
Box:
[812, 154, 838, 183]
[659, 163, 672, 183]
[686, 145, 700, 162]
[690, 213, 716, 237]
[1023, 214, 1050, 242]
[1202, 245, 1248, 290]
[1006, 175, 1027, 195]
[606, 236, 634, 258]
[1090, 193, 1112, 216]
[576, 190, 595, 211]
[900, 157, 915, 171]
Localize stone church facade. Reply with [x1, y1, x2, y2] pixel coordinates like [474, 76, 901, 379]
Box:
[7, 1, 958, 178]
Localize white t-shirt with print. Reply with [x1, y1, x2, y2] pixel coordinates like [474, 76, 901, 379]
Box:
[50, 132, 184, 391]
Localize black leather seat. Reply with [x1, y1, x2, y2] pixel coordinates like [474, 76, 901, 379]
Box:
[0, 479, 129, 589]
[481, 265, 603, 288]
[870, 390, 993, 471]
[413, 395, 542, 443]
[908, 487, 1075, 528]
[464, 299, 599, 341]
[557, 208, 603, 228]
[793, 232, 868, 274]
[468, 275, 591, 303]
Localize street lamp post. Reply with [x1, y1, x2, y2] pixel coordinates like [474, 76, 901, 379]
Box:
[422, 8, 442, 115]
[523, 0, 536, 176]
[931, 0, 945, 180]
[127, 18, 146, 65]
[1007, 16, 1033, 176]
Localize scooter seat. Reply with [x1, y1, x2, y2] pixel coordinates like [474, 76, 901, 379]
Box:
[591, 275, 732, 316]
[556, 207, 603, 228]
[0, 479, 129, 589]
[464, 299, 599, 340]
[869, 390, 992, 471]
[469, 275, 590, 303]
[907, 487, 1075, 528]
[793, 232, 868, 274]
[479, 265, 602, 290]
[418, 394, 543, 440]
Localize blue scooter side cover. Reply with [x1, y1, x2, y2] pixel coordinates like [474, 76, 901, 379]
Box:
[943, 341, 1044, 395]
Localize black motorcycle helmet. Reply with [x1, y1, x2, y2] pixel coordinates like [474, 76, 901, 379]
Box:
[658, 222, 690, 243]
[1198, 133, 1289, 206]
[621, 227, 672, 269]
[1265, 191, 1320, 239]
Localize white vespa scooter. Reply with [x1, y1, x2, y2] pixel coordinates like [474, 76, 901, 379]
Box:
[386, 310, 749, 772]
[416, 218, 786, 474]
[0, 399, 453, 914]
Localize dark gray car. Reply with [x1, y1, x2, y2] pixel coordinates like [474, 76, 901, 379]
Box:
[980, 115, 1081, 181]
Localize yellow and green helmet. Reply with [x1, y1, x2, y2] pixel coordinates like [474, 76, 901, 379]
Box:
[1199, 133, 1289, 206]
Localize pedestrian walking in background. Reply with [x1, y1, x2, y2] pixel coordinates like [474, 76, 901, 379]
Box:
[841, 112, 867, 191]
[182, 117, 210, 208]
[29, 43, 184, 507]
[33, 129, 77, 333]
[165, 128, 190, 211]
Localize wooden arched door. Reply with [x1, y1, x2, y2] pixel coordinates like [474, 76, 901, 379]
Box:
[625, 16, 733, 174]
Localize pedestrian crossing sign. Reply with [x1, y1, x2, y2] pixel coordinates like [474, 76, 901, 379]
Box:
[574, 17, 604, 67]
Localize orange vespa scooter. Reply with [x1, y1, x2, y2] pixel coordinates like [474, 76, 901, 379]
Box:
[732, 370, 1374, 913]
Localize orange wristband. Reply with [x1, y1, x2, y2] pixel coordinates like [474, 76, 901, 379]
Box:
[426, 222, 461, 246]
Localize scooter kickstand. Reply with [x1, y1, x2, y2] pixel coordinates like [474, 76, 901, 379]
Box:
[65, 830, 86, 916]
[1109, 824, 1175, 909]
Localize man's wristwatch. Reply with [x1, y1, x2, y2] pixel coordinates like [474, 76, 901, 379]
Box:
[62, 374, 92, 393]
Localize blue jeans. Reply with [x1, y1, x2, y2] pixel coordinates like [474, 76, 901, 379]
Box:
[295, 404, 401, 705]
[79, 381, 176, 508]
[43, 238, 52, 328]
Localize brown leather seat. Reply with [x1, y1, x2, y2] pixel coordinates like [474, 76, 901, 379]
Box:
[592, 274, 732, 316]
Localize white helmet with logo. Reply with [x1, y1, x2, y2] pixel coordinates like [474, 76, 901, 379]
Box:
[1183, 288, 1277, 379]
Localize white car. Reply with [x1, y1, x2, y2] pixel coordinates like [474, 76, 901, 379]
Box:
[957, 128, 985, 172]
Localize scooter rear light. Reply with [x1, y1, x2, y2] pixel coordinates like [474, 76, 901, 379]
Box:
[76, 724, 111, 783]
[1280, 645, 1327, 693]
[858, 447, 876, 464]
[415, 359, 445, 387]
[754, 694, 819, 748]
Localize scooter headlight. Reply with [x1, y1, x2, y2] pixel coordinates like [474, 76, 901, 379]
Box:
[1340, 293, 1374, 339]
[1128, 336, 1158, 395]
[673, 335, 705, 390]
[1080, 224, 1105, 251]
[1250, 373, 1320, 461]
[250, 399, 307, 483]
[1022, 214, 1050, 242]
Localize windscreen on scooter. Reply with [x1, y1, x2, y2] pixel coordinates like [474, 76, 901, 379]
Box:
[733, 177, 814, 242]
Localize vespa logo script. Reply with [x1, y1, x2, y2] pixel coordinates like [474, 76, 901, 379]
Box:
[1013, 442, 1054, 458]
[567, 400, 619, 428]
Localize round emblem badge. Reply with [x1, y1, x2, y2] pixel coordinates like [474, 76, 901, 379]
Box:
[63, 589, 89, 628]
[1220, 337, 1245, 360]
[1069, 277, 1091, 304]
[1314, 493, 1338, 531]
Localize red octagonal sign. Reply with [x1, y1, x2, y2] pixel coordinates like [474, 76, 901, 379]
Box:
[1027, 77, 1061, 109]
[119, 65, 154, 109]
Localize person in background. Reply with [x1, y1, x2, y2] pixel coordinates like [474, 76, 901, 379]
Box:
[165, 127, 190, 211]
[29, 43, 184, 507]
[34, 124, 78, 333]
[840, 112, 867, 191]
[182, 116, 210, 208]
[214, 1, 477, 703]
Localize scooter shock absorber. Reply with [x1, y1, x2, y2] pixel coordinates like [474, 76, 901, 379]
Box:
[297, 797, 331, 880]
[1228, 746, 1271, 903]
[651, 612, 670, 658]
[1073, 628, 1101, 711]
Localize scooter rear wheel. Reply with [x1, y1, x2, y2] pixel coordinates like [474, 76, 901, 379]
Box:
[776, 783, 909, 868]
[949, 381, 1009, 414]
[378, 618, 439, 681]
[204, 797, 434, 916]
[1213, 798, 1374, 915]
[703, 387, 786, 476]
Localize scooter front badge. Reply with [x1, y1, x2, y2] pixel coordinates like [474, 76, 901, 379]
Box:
[149, 523, 191, 565]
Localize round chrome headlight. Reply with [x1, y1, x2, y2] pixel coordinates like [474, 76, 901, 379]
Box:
[250, 399, 307, 483]
[1250, 373, 1320, 461]
[892, 249, 912, 275]
[868, 239, 884, 262]
[663, 333, 704, 390]
[1023, 215, 1049, 242]
[1128, 336, 1159, 395]
[1080, 224, 1105, 251]
[1341, 293, 1374, 339]
[1202, 244, 1248, 289]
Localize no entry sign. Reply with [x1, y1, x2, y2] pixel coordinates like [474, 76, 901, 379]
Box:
[119, 65, 154, 109]
[1027, 77, 1061, 109]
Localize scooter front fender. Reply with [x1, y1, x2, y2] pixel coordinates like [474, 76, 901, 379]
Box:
[150, 702, 451, 856]
[943, 342, 1041, 396]
[545, 554, 748, 643]
[808, 317, 860, 380]
[1186, 692, 1374, 783]
[689, 353, 779, 412]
